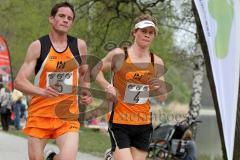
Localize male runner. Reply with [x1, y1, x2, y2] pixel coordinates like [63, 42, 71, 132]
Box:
[14, 2, 91, 160]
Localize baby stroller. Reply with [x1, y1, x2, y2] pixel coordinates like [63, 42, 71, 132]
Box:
[148, 118, 201, 160]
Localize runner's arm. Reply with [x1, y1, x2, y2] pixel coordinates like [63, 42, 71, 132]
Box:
[14, 40, 59, 97]
[148, 55, 168, 102]
[78, 39, 92, 104]
[94, 48, 123, 101]
[94, 48, 120, 90]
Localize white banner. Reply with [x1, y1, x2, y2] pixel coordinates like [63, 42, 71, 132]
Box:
[194, 0, 240, 159]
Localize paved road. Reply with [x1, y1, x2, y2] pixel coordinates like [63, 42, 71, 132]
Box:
[0, 131, 101, 160]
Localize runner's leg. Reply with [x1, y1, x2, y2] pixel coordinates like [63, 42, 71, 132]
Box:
[54, 132, 79, 160]
[28, 136, 48, 160]
[131, 147, 148, 160]
[113, 147, 133, 160]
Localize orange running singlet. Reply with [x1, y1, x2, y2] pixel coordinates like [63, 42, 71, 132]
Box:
[28, 35, 81, 118]
[111, 51, 155, 125]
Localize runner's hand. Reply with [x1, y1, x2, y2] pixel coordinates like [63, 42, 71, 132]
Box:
[80, 88, 92, 105]
[148, 78, 162, 90]
[40, 86, 60, 98]
[105, 84, 117, 102]
[148, 78, 167, 97]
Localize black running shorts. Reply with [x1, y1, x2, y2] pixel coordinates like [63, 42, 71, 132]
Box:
[108, 123, 153, 152]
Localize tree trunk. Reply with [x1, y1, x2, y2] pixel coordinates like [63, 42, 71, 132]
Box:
[187, 55, 204, 122]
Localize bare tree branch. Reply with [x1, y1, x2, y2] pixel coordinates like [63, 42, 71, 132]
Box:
[160, 23, 196, 35]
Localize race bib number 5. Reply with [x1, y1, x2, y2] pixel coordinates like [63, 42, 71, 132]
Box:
[123, 83, 149, 104]
[46, 72, 73, 94]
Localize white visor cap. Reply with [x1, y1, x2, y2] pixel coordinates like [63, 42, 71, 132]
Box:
[134, 20, 158, 32]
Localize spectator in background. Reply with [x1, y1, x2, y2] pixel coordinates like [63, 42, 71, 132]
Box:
[20, 96, 26, 120]
[0, 84, 5, 97]
[13, 97, 25, 130]
[20, 96, 27, 128]
[182, 129, 197, 160]
[11, 89, 23, 102]
[0, 87, 12, 131]
[0, 84, 3, 107]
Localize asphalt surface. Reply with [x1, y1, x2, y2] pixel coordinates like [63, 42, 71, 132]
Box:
[0, 131, 101, 160]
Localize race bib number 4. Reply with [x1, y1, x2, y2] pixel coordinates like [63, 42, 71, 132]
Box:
[123, 83, 149, 104]
[46, 72, 73, 94]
